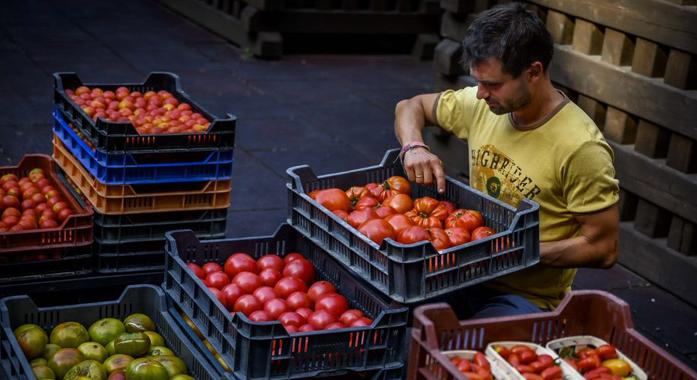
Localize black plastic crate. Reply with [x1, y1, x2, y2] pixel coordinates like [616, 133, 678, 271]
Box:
[0, 285, 223, 380]
[163, 224, 409, 380]
[286, 149, 540, 304]
[0, 246, 93, 287]
[53, 72, 236, 153]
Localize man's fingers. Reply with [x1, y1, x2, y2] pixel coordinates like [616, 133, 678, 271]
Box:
[433, 160, 446, 193]
[421, 162, 434, 185]
[404, 161, 417, 182]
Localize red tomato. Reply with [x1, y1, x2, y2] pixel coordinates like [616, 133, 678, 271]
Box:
[597, 344, 618, 360]
[374, 206, 396, 218]
[537, 355, 554, 369]
[315, 294, 349, 316]
[232, 272, 262, 294]
[295, 307, 312, 321]
[221, 283, 244, 310]
[445, 209, 484, 231]
[445, 227, 470, 246]
[396, 225, 430, 244]
[252, 286, 277, 304]
[473, 352, 490, 371]
[471, 226, 495, 241]
[283, 253, 305, 264]
[345, 186, 368, 208]
[358, 219, 396, 245]
[511, 345, 533, 355]
[347, 208, 379, 228]
[515, 364, 534, 374]
[256, 254, 284, 272]
[286, 291, 313, 310]
[233, 295, 263, 315]
[278, 312, 304, 327]
[350, 317, 372, 327]
[187, 263, 206, 279]
[522, 374, 543, 380]
[369, 176, 411, 200]
[307, 310, 337, 330]
[382, 193, 413, 214]
[405, 197, 449, 228]
[333, 209, 350, 221]
[325, 322, 346, 330]
[274, 277, 308, 298]
[384, 214, 413, 232]
[508, 353, 521, 366]
[460, 373, 484, 380]
[577, 355, 601, 373]
[202, 262, 222, 274]
[264, 298, 289, 319]
[494, 345, 511, 360]
[259, 268, 282, 287]
[284, 325, 298, 333]
[519, 349, 537, 364]
[298, 324, 315, 332]
[249, 310, 271, 322]
[307, 281, 336, 302]
[427, 227, 451, 251]
[282, 259, 315, 284]
[224, 253, 257, 277]
[457, 359, 471, 372]
[439, 201, 457, 214]
[208, 287, 227, 307]
[204, 271, 230, 289]
[339, 309, 364, 325]
[314, 188, 351, 212]
[354, 196, 379, 210]
[539, 366, 561, 380]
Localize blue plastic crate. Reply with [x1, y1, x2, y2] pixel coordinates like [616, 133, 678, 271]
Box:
[53, 108, 234, 184]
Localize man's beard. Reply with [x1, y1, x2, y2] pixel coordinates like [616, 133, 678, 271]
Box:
[488, 90, 532, 115]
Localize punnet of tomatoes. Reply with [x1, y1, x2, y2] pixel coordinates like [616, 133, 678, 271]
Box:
[446, 351, 496, 380]
[309, 175, 496, 251]
[0, 169, 76, 233]
[556, 341, 643, 380]
[186, 252, 373, 333]
[66, 85, 211, 135]
[489, 343, 566, 380]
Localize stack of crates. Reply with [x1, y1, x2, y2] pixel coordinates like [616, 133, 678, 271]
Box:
[51, 72, 236, 273]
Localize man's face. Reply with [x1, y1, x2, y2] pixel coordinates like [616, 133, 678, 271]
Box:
[469, 58, 531, 115]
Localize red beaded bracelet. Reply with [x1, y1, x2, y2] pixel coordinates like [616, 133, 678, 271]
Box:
[396, 142, 431, 165]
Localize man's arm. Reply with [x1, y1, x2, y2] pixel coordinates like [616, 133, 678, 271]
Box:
[394, 93, 446, 193]
[540, 203, 619, 268]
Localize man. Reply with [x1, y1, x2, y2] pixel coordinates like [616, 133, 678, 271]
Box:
[394, 3, 620, 316]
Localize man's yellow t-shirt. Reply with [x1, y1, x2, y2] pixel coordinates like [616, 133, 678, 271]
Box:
[435, 86, 620, 310]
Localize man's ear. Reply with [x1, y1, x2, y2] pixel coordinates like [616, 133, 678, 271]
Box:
[528, 61, 544, 82]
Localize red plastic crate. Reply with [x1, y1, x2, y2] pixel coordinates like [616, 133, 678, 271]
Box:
[0, 154, 93, 253]
[407, 290, 697, 380]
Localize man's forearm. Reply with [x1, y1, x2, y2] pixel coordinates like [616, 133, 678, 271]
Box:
[394, 98, 429, 145]
[540, 236, 618, 269]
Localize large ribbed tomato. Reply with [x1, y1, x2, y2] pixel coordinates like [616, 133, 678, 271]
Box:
[384, 214, 413, 232]
[445, 227, 470, 246]
[445, 209, 484, 232]
[347, 208, 379, 228]
[366, 176, 411, 201]
[427, 228, 451, 251]
[313, 188, 350, 212]
[345, 186, 368, 208]
[383, 193, 413, 214]
[354, 196, 379, 210]
[358, 219, 396, 245]
[397, 225, 430, 244]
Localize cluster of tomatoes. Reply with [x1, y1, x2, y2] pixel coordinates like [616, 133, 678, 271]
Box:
[494, 345, 563, 380]
[186, 252, 372, 333]
[66, 86, 211, 135]
[309, 175, 495, 250]
[561, 344, 634, 379]
[448, 352, 494, 380]
[0, 170, 74, 233]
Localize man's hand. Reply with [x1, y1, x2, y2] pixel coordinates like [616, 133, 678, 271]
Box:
[402, 147, 446, 193]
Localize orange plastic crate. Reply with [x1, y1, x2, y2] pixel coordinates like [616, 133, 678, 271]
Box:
[407, 291, 697, 380]
[0, 155, 93, 253]
[52, 137, 231, 215]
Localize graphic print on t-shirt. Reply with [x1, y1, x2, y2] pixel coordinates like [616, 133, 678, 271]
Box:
[470, 144, 541, 207]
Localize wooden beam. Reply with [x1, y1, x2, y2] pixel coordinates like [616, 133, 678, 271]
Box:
[634, 119, 670, 158]
[412, 33, 439, 61]
[440, 11, 473, 42]
[434, 38, 465, 77]
[601, 28, 634, 66]
[603, 107, 637, 144]
[440, 0, 473, 14]
[610, 141, 697, 225]
[161, 0, 250, 49]
[572, 19, 604, 55]
[618, 189, 638, 221]
[526, 0, 697, 56]
[545, 10, 574, 45]
[664, 49, 697, 90]
[619, 222, 697, 308]
[550, 45, 697, 142]
[668, 216, 697, 256]
[632, 38, 668, 78]
[666, 133, 697, 173]
[634, 198, 671, 238]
